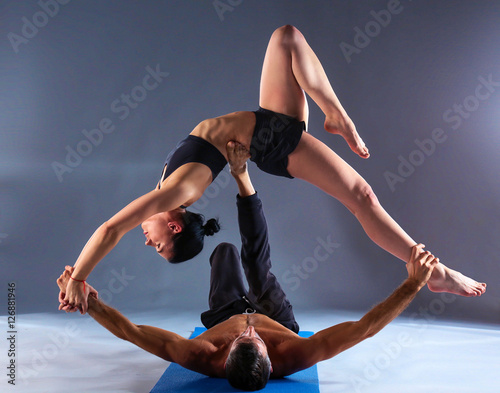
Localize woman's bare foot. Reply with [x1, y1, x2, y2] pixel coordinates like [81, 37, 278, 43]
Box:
[227, 141, 256, 197]
[324, 114, 369, 159]
[427, 262, 487, 297]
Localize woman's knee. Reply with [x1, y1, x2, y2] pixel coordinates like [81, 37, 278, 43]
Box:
[349, 184, 380, 213]
[272, 25, 303, 47]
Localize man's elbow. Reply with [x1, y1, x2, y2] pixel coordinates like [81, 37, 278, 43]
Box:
[120, 323, 141, 343]
[353, 321, 376, 340]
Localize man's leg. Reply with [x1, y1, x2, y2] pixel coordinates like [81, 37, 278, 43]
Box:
[200, 243, 250, 329]
[237, 193, 300, 333]
[207, 243, 247, 309]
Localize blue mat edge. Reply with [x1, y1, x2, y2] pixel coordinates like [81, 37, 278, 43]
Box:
[151, 328, 319, 392]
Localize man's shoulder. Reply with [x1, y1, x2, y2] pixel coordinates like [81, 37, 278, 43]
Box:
[181, 338, 226, 378]
[268, 335, 315, 377]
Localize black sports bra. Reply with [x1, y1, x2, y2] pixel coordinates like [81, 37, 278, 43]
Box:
[158, 135, 227, 189]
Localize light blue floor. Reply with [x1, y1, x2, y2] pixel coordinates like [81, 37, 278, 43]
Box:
[1, 310, 498, 392]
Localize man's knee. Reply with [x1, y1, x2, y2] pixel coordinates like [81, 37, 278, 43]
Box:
[210, 242, 239, 266]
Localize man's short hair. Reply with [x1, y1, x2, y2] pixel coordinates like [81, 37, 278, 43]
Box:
[225, 341, 272, 391]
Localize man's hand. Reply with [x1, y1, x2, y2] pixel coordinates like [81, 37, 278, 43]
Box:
[57, 266, 97, 313]
[406, 244, 439, 289]
[56, 265, 74, 292]
[306, 244, 438, 366]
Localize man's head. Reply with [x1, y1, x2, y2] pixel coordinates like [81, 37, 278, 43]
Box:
[225, 326, 272, 391]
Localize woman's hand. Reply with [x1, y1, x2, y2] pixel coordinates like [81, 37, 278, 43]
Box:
[58, 266, 97, 314]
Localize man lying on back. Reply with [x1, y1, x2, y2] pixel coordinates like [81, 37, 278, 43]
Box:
[58, 141, 438, 391]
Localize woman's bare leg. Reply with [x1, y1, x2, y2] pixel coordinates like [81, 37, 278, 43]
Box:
[259, 25, 369, 158]
[258, 25, 486, 296]
[290, 133, 415, 260]
[287, 133, 485, 296]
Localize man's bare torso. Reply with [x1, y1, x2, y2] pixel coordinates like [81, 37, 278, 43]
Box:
[182, 313, 309, 378]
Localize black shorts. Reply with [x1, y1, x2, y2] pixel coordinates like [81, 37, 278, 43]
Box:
[250, 107, 306, 179]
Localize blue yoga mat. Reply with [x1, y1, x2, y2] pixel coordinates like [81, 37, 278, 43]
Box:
[151, 327, 319, 392]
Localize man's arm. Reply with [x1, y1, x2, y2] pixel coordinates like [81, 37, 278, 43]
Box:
[294, 245, 438, 367]
[86, 296, 191, 363]
[57, 268, 191, 364]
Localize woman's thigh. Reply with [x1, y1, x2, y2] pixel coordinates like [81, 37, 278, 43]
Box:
[259, 26, 309, 123]
[287, 132, 370, 209]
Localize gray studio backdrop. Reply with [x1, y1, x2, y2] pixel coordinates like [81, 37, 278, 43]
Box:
[1, 1, 499, 324]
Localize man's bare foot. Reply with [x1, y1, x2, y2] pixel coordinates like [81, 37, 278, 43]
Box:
[427, 262, 487, 297]
[226, 141, 251, 176]
[324, 114, 369, 159]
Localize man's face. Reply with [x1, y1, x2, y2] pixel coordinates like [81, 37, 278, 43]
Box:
[227, 326, 270, 363]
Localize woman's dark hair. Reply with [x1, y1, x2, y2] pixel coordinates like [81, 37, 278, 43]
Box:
[168, 210, 220, 263]
[225, 342, 272, 391]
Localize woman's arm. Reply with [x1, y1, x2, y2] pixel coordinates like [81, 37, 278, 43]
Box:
[63, 163, 212, 314]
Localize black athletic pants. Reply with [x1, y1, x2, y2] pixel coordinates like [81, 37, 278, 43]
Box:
[200, 193, 299, 333]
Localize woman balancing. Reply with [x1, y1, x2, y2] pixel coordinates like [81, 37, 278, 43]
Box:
[60, 25, 486, 314]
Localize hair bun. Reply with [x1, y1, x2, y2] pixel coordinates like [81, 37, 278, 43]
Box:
[203, 218, 221, 237]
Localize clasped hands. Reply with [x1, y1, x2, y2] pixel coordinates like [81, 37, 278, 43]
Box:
[57, 266, 97, 314]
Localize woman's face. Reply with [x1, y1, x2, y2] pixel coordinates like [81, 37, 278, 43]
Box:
[141, 212, 182, 261]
